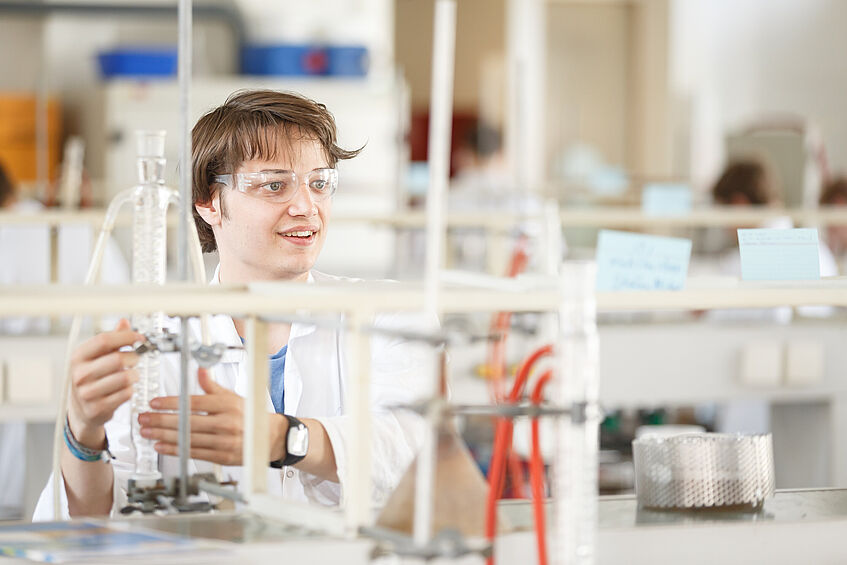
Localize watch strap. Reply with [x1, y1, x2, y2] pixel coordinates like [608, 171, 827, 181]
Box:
[270, 415, 307, 469]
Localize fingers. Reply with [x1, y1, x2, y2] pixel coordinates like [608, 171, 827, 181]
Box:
[76, 369, 138, 403]
[72, 351, 139, 388]
[152, 443, 242, 467]
[74, 382, 134, 426]
[115, 318, 131, 331]
[138, 412, 243, 436]
[72, 328, 143, 365]
[198, 368, 225, 395]
[142, 427, 241, 451]
[100, 386, 135, 415]
[149, 393, 235, 413]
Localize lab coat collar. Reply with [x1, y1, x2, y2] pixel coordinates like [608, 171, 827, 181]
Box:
[207, 263, 320, 355]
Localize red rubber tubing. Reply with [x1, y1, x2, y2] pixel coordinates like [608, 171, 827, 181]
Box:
[530, 369, 553, 565]
[485, 344, 554, 565]
[509, 344, 554, 403]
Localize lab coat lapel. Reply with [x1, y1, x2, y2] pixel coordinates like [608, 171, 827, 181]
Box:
[204, 312, 274, 413]
[283, 271, 322, 415]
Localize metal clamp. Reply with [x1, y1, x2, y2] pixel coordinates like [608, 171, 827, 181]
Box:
[131, 328, 243, 368]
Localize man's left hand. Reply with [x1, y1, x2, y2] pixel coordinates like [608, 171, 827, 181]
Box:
[139, 368, 286, 466]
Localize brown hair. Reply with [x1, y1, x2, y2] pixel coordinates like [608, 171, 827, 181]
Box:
[0, 161, 14, 208]
[192, 89, 361, 252]
[820, 177, 847, 205]
[712, 159, 776, 206]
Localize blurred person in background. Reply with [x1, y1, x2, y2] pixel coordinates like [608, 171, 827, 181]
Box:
[711, 158, 837, 278]
[448, 121, 545, 273]
[819, 177, 847, 273]
[707, 159, 835, 436]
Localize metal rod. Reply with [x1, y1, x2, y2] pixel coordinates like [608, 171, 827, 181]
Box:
[196, 480, 246, 503]
[178, 0, 192, 283]
[177, 318, 190, 504]
[176, 0, 193, 505]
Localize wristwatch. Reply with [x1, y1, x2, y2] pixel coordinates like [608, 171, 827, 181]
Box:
[270, 415, 309, 469]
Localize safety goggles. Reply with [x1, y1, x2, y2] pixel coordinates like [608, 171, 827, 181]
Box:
[213, 168, 338, 203]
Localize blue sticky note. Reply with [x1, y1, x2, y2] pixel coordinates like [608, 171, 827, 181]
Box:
[595, 230, 692, 291]
[642, 183, 693, 216]
[738, 228, 821, 281]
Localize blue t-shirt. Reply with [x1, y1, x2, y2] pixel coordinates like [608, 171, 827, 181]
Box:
[269, 345, 287, 414]
[240, 337, 287, 414]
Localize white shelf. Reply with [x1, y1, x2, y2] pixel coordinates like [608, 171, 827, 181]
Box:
[1, 278, 845, 316]
[5, 206, 847, 229]
[0, 281, 565, 317]
[559, 206, 847, 228]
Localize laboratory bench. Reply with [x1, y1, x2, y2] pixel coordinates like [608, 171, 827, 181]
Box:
[5, 489, 847, 564]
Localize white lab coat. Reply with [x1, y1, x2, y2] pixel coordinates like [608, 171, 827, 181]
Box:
[33, 270, 434, 520]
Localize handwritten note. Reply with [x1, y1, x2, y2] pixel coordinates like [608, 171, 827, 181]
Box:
[641, 183, 693, 216]
[738, 228, 821, 281]
[595, 230, 692, 291]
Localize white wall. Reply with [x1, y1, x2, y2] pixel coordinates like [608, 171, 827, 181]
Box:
[671, 0, 847, 190]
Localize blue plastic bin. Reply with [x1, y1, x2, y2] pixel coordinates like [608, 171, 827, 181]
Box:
[326, 46, 368, 77]
[97, 48, 178, 79]
[241, 44, 329, 76]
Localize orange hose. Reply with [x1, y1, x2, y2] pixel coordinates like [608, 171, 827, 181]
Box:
[486, 234, 530, 402]
[509, 344, 554, 403]
[529, 370, 553, 565]
[485, 343, 554, 565]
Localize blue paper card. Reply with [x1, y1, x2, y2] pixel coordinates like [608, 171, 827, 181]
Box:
[595, 230, 692, 291]
[737, 228, 821, 281]
[641, 183, 693, 216]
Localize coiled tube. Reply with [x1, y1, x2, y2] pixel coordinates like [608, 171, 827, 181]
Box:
[130, 131, 175, 481]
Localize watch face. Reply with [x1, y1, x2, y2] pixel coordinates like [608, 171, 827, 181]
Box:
[287, 423, 309, 457]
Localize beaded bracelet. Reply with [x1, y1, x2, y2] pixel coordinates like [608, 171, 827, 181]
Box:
[63, 415, 114, 463]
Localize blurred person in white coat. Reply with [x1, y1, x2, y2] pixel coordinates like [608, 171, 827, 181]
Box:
[706, 159, 836, 434]
[34, 90, 432, 520]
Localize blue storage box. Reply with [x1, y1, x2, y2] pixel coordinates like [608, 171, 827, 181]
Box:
[97, 48, 178, 79]
[241, 44, 329, 76]
[326, 46, 368, 77]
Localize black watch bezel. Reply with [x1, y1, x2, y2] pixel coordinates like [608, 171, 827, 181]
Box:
[270, 415, 308, 469]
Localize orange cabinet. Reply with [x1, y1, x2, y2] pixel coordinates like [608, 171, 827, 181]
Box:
[0, 94, 61, 185]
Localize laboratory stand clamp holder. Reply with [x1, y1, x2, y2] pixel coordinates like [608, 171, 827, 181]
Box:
[132, 327, 244, 368]
[123, 323, 245, 514]
[122, 473, 242, 515]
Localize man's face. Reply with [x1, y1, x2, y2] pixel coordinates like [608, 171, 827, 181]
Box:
[206, 137, 332, 283]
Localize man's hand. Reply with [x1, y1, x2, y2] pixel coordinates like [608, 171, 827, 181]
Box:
[139, 368, 289, 466]
[68, 318, 142, 449]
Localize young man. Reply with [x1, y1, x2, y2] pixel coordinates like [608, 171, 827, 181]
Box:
[34, 90, 431, 519]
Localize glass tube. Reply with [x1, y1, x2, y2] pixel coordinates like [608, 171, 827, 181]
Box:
[553, 261, 599, 565]
[130, 131, 174, 481]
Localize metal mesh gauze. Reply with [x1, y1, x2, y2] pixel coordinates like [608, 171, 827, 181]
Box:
[632, 433, 775, 510]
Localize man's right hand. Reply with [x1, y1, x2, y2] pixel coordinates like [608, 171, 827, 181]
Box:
[67, 318, 142, 450]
